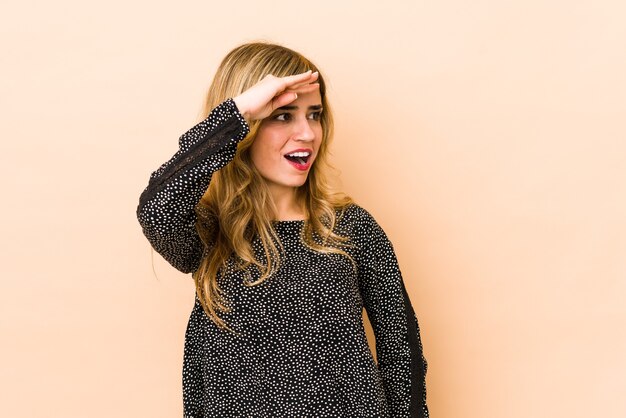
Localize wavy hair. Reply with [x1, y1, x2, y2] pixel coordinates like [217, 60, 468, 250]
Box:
[193, 42, 355, 331]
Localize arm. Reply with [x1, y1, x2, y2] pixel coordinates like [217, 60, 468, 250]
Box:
[136, 98, 250, 273]
[356, 207, 429, 418]
[136, 70, 321, 273]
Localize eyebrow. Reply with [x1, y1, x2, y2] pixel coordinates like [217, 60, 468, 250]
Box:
[276, 104, 323, 111]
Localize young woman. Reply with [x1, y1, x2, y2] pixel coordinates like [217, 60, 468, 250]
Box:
[137, 42, 429, 418]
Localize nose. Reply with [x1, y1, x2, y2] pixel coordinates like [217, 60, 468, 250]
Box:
[293, 116, 316, 142]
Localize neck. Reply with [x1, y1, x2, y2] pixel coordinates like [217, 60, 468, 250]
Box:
[267, 184, 305, 221]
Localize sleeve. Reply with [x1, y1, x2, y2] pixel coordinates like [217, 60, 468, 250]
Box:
[136, 98, 250, 274]
[182, 299, 206, 418]
[356, 208, 429, 418]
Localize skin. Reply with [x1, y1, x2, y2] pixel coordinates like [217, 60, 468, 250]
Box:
[233, 71, 322, 220]
[233, 71, 320, 122]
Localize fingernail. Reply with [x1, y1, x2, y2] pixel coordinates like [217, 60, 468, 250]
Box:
[294, 93, 298, 99]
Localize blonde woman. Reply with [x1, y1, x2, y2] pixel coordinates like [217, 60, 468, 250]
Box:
[137, 42, 429, 418]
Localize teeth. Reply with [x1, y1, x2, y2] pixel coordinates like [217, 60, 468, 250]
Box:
[286, 151, 310, 157]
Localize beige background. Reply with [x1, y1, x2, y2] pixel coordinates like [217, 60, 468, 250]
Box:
[2, 0, 625, 417]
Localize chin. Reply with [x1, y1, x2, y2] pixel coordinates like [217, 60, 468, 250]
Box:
[291, 180, 308, 188]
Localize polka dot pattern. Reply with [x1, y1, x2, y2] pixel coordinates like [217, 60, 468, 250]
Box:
[137, 98, 249, 273]
[137, 99, 429, 417]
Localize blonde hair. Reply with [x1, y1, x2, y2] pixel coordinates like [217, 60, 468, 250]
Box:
[193, 42, 355, 331]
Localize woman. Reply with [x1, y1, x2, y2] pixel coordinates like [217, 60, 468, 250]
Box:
[137, 42, 429, 418]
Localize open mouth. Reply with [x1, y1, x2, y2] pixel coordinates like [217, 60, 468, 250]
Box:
[284, 154, 311, 165]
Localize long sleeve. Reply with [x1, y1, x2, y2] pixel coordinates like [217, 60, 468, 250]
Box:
[136, 98, 250, 274]
[356, 207, 429, 418]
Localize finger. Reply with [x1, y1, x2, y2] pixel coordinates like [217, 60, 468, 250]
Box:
[281, 71, 319, 89]
[271, 91, 299, 109]
[285, 79, 319, 93]
[299, 82, 320, 92]
[280, 70, 313, 85]
[295, 71, 319, 85]
[284, 83, 320, 95]
[294, 71, 318, 84]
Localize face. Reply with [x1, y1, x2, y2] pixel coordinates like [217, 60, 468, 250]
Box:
[249, 90, 323, 196]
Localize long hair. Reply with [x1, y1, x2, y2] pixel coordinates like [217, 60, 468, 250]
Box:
[193, 42, 355, 331]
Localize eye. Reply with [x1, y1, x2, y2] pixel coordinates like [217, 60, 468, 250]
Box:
[274, 113, 292, 122]
[308, 111, 322, 121]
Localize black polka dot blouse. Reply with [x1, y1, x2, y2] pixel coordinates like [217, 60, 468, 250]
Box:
[137, 98, 429, 418]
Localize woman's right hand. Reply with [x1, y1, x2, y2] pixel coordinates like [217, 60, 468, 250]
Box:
[232, 70, 320, 122]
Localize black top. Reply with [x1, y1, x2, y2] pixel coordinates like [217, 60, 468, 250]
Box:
[136, 99, 429, 418]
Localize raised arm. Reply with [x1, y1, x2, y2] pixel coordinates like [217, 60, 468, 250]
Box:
[356, 207, 429, 418]
[136, 70, 322, 274]
[136, 98, 250, 273]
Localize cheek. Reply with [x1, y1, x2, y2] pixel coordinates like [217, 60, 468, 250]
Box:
[250, 144, 269, 171]
[249, 134, 282, 170]
[314, 127, 324, 148]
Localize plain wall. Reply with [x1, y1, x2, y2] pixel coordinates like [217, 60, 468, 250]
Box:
[1, 0, 625, 417]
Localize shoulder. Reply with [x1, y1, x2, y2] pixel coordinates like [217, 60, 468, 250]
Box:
[336, 203, 389, 243]
[336, 204, 400, 270]
[338, 202, 372, 222]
